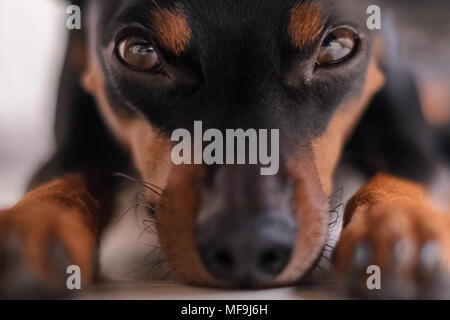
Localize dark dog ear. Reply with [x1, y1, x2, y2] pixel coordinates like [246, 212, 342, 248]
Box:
[64, 0, 90, 72]
[342, 54, 438, 184]
[64, 32, 87, 76]
[30, 1, 127, 188]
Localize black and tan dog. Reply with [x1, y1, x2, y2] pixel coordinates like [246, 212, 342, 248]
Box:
[0, 0, 449, 299]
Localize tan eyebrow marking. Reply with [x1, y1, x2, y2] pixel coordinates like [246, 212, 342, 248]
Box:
[289, 2, 324, 47]
[152, 6, 192, 56]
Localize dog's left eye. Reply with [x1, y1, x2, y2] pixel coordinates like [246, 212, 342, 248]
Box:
[117, 37, 161, 71]
[316, 29, 356, 66]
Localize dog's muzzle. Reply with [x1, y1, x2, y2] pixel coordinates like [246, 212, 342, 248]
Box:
[195, 164, 297, 287]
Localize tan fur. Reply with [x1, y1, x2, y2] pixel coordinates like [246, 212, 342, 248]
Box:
[157, 164, 218, 286]
[418, 81, 450, 127]
[289, 2, 324, 47]
[0, 174, 98, 290]
[152, 7, 192, 56]
[277, 155, 330, 283]
[344, 174, 431, 226]
[83, 52, 173, 201]
[312, 54, 385, 195]
[336, 174, 450, 275]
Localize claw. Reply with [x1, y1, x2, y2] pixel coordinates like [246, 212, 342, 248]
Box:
[393, 241, 405, 264]
[47, 241, 70, 274]
[0, 236, 72, 299]
[0, 233, 24, 270]
[343, 242, 373, 298]
[0, 234, 49, 299]
[416, 241, 450, 299]
[418, 241, 441, 274]
[387, 240, 415, 271]
[352, 242, 372, 270]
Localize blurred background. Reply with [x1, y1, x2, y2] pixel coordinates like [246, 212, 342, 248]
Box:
[0, 0, 66, 208]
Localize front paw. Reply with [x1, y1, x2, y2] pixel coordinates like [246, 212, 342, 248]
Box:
[335, 203, 450, 299]
[0, 203, 96, 299]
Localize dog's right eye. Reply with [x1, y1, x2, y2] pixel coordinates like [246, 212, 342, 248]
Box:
[116, 37, 161, 71]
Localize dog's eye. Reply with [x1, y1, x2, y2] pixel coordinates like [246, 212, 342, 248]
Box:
[316, 29, 356, 66]
[117, 37, 161, 71]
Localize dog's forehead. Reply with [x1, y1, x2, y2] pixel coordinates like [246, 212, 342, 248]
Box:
[92, 0, 370, 46]
[95, 0, 308, 19]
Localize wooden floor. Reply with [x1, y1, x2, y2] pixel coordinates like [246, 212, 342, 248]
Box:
[80, 283, 341, 300]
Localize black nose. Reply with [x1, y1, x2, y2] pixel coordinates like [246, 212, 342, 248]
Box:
[197, 213, 296, 287]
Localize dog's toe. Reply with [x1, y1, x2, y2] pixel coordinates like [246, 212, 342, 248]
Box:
[335, 204, 450, 299]
[0, 233, 71, 299]
[0, 206, 96, 299]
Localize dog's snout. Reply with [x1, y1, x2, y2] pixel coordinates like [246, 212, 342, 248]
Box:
[203, 234, 293, 282]
[197, 214, 296, 287]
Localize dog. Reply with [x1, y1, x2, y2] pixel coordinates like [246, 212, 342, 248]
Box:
[0, 0, 449, 299]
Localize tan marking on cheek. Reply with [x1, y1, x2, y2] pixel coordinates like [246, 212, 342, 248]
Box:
[128, 129, 213, 285]
[289, 2, 324, 47]
[82, 54, 135, 149]
[128, 122, 174, 201]
[82, 51, 175, 200]
[131, 136, 219, 286]
[418, 81, 450, 127]
[157, 164, 219, 286]
[312, 56, 385, 195]
[277, 155, 329, 283]
[152, 7, 192, 56]
[82, 50, 212, 284]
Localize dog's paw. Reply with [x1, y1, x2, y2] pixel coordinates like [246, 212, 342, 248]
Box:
[335, 203, 450, 299]
[0, 203, 96, 299]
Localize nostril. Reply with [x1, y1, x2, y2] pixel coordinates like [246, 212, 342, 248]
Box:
[214, 249, 234, 269]
[258, 247, 292, 275]
[259, 249, 281, 268]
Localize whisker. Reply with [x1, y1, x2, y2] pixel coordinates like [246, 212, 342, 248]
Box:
[100, 180, 139, 203]
[113, 172, 163, 196]
[143, 219, 157, 226]
[143, 246, 162, 265]
[114, 172, 164, 191]
[141, 203, 158, 216]
[139, 225, 158, 241]
[115, 201, 153, 226]
[328, 186, 344, 202]
[143, 219, 158, 232]
[147, 257, 165, 280]
[117, 190, 157, 224]
[160, 269, 176, 282]
[115, 203, 140, 225]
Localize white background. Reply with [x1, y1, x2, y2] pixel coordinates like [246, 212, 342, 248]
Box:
[0, 0, 67, 207]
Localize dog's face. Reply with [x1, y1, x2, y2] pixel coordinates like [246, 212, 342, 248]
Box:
[81, 0, 384, 287]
